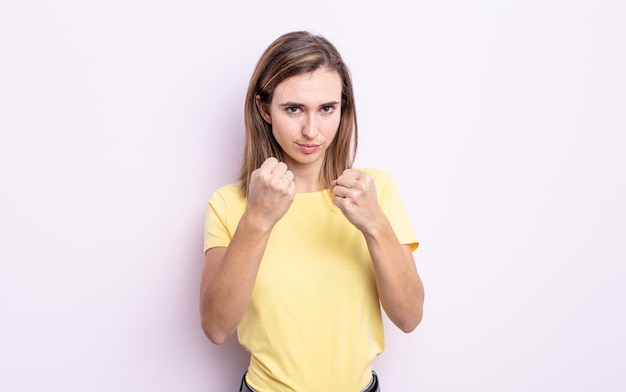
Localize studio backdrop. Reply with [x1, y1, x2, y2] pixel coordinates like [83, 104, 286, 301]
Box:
[1, 1, 625, 391]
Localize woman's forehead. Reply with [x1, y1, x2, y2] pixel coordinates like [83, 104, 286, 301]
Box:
[273, 69, 342, 104]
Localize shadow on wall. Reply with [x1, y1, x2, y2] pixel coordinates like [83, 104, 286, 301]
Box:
[196, 75, 250, 388]
[204, 333, 250, 387]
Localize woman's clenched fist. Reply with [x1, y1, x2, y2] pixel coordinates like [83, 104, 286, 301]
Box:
[247, 157, 296, 229]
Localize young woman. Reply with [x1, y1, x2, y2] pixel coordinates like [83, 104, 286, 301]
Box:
[201, 31, 424, 392]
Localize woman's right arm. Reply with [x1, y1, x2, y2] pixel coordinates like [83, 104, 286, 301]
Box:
[200, 213, 273, 344]
[199, 158, 295, 344]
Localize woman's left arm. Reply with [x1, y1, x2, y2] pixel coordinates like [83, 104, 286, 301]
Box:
[332, 169, 424, 332]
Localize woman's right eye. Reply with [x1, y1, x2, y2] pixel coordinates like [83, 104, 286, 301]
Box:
[286, 106, 301, 114]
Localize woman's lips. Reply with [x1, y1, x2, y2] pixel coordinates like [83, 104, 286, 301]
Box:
[297, 143, 321, 154]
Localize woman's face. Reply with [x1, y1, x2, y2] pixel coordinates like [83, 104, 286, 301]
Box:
[257, 68, 342, 174]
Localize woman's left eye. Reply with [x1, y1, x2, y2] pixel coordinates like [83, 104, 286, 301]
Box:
[321, 105, 335, 114]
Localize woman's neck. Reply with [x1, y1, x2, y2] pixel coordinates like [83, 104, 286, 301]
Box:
[293, 171, 325, 193]
[287, 163, 325, 193]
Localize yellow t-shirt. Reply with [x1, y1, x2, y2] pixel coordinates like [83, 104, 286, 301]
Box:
[204, 168, 418, 391]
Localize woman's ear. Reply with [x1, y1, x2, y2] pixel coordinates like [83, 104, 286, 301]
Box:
[255, 95, 272, 124]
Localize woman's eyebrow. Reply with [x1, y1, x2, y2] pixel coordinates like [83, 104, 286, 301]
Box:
[278, 101, 340, 107]
[279, 101, 304, 107]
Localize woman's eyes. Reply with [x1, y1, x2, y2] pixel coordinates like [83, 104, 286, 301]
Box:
[285, 105, 336, 114]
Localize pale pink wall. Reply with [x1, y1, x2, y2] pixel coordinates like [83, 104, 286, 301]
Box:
[1, 1, 625, 391]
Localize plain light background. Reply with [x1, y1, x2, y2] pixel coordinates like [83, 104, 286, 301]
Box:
[1, 1, 625, 391]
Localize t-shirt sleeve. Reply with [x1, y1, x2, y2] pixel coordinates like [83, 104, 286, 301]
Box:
[373, 169, 419, 251]
[203, 189, 233, 253]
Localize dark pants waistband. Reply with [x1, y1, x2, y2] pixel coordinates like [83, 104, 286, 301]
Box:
[239, 371, 380, 392]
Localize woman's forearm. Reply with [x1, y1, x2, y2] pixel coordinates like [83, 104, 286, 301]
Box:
[363, 218, 424, 333]
[199, 210, 273, 344]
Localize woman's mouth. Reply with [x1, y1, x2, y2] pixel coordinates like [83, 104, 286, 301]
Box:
[297, 143, 321, 154]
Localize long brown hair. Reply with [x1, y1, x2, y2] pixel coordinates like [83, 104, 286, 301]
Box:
[238, 31, 358, 197]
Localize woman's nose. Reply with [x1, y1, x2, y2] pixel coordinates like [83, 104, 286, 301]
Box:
[302, 114, 318, 138]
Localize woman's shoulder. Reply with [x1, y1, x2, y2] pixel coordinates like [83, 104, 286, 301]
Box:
[212, 183, 242, 197]
[209, 183, 247, 208]
[357, 167, 402, 198]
